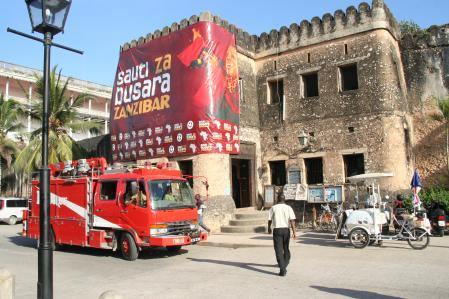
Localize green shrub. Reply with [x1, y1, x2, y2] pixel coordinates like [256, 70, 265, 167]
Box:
[398, 187, 449, 213]
[420, 187, 449, 212]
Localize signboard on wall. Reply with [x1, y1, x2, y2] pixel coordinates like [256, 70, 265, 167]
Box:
[325, 186, 343, 203]
[110, 21, 240, 162]
[264, 185, 276, 208]
[288, 166, 301, 184]
[308, 186, 325, 203]
[308, 185, 344, 203]
[283, 184, 308, 201]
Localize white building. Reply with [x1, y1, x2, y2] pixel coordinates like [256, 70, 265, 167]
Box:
[0, 61, 112, 141]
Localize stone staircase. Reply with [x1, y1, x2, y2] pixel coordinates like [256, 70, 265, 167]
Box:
[221, 207, 268, 233]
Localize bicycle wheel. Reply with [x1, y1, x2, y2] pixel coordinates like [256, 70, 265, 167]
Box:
[329, 217, 338, 232]
[407, 228, 429, 250]
[317, 214, 324, 231]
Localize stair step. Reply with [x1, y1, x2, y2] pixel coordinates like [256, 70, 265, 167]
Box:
[229, 219, 267, 226]
[234, 212, 268, 220]
[221, 225, 267, 233]
[236, 207, 258, 212]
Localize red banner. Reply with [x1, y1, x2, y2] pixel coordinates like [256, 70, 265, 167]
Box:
[110, 22, 240, 161]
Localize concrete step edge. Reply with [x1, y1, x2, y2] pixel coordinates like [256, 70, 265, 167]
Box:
[221, 225, 267, 233]
[229, 219, 267, 226]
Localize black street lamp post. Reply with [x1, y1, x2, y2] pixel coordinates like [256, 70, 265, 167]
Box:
[7, 1, 82, 298]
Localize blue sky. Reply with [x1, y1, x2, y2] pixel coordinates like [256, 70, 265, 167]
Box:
[1, 0, 448, 87]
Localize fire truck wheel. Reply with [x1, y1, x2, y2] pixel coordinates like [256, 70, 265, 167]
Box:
[8, 216, 17, 225]
[166, 246, 182, 253]
[120, 233, 138, 261]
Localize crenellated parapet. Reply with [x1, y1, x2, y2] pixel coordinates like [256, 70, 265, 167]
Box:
[120, 0, 400, 58]
[401, 24, 449, 49]
[120, 11, 257, 54]
[254, 0, 400, 56]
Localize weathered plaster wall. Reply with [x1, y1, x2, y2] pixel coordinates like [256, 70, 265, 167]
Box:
[193, 153, 235, 232]
[256, 28, 410, 190]
[401, 24, 449, 187]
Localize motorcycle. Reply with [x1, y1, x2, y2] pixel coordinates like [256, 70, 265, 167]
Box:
[428, 204, 446, 237]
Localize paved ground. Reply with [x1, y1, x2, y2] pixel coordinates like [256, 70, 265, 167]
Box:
[1, 223, 448, 299]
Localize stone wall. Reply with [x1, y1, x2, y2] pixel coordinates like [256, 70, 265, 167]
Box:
[401, 24, 449, 187]
[256, 28, 411, 190]
[117, 0, 449, 211]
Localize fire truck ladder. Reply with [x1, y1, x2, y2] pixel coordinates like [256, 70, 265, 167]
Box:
[87, 177, 94, 232]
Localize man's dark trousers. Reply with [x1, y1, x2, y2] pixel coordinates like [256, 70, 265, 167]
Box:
[273, 227, 291, 271]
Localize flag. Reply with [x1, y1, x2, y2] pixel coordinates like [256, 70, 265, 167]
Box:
[410, 169, 422, 207]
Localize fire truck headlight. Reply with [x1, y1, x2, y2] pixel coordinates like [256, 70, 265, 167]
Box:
[150, 228, 168, 235]
[150, 224, 168, 235]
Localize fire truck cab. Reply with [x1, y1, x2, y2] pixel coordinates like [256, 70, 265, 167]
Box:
[25, 157, 207, 261]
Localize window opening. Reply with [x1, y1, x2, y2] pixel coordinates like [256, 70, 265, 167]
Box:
[268, 79, 284, 120]
[344, 44, 348, 55]
[339, 64, 358, 91]
[304, 157, 323, 184]
[302, 72, 319, 97]
[178, 160, 193, 187]
[269, 160, 286, 186]
[343, 154, 365, 180]
[307, 52, 311, 63]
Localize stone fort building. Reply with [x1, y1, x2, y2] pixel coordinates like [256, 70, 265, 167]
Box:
[119, 0, 449, 230]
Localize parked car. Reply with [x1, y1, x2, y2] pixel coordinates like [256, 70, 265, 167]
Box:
[0, 197, 29, 225]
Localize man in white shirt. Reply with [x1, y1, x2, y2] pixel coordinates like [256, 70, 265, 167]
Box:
[268, 194, 297, 277]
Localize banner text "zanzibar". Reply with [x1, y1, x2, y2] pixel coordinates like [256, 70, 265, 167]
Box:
[114, 54, 172, 120]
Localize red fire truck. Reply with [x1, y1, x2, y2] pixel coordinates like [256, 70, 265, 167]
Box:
[23, 157, 207, 261]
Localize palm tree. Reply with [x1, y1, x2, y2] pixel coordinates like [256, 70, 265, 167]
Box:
[0, 92, 24, 190]
[14, 67, 103, 174]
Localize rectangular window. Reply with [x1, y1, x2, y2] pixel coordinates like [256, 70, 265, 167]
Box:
[100, 181, 118, 200]
[268, 79, 285, 120]
[269, 160, 286, 186]
[302, 73, 319, 98]
[343, 154, 365, 179]
[339, 64, 358, 91]
[304, 157, 323, 184]
[268, 80, 284, 104]
[178, 160, 193, 188]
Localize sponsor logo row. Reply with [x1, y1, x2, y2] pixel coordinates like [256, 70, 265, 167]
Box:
[112, 142, 240, 161]
[111, 120, 239, 142]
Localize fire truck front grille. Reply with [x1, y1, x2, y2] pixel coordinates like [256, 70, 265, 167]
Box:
[167, 221, 193, 235]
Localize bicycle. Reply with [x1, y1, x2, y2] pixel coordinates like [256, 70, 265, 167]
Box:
[317, 203, 341, 232]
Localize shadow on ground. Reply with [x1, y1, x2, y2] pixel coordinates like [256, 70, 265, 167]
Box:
[7, 234, 188, 260]
[8, 234, 37, 249]
[310, 285, 404, 299]
[297, 232, 350, 248]
[188, 257, 278, 276]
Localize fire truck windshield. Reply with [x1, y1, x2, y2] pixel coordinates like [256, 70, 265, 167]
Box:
[149, 180, 195, 210]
